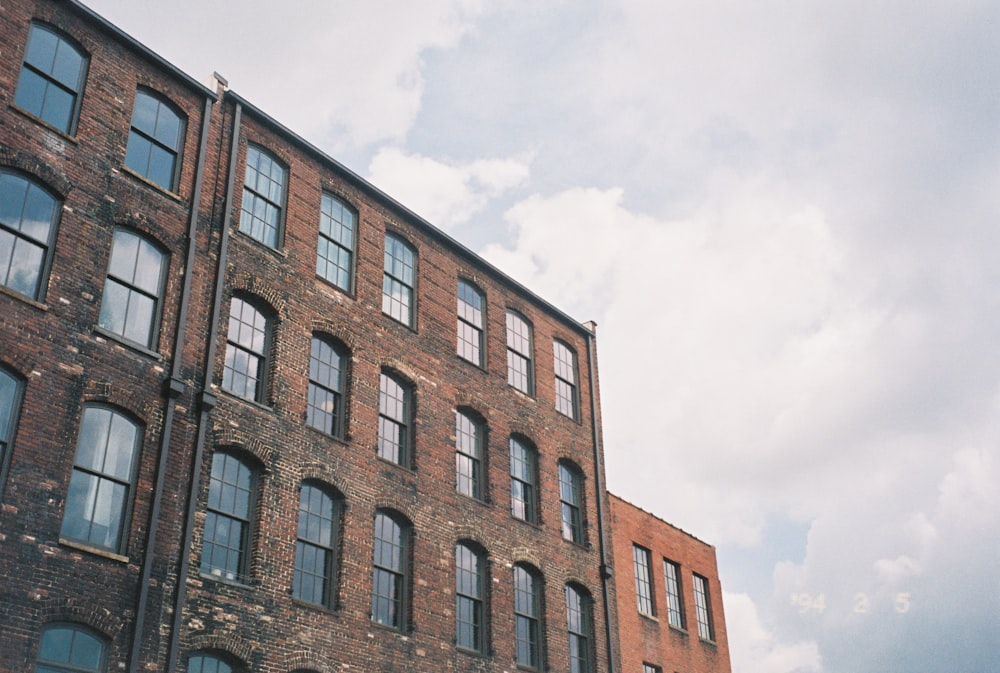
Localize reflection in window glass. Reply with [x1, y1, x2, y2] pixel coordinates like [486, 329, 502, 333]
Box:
[60, 406, 140, 552]
[0, 170, 59, 300]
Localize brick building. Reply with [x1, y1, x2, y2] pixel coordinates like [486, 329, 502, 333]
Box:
[0, 1, 621, 671]
[609, 495, 732, 673]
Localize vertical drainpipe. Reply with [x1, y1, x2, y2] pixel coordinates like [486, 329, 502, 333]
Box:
[585, 322, 617, 673]
[127, 92, 214, 673]
[164, 95, 243, 673]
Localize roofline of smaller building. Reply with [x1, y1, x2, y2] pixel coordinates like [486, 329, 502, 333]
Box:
[225, 89, 595, 338]
[72, 0, 218, 100]
[608, 491, 716, 549]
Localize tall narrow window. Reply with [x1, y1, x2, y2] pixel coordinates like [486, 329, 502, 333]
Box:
[187, 653, 235, 673]
[383, 233, 415, 326]
[35, 624, 105, 673]
[664, 559, 685, 629]
[509, 437, 538, 523]
[15, 24, 88, 134]
[317, 193, 355, 292]
[99, 229, 167, 349]
[294, 482, 340, 607]
[506, 311, 533, 394]
[240, 145, 286, 248]
[0, 170, 60, 301]
[377, 372, 411, 467]
[553, 340, 579, 420]
[693, 573, 715, 641]
[307, 336, 346, 437]
[455, 542, 485, 652]
[60, 406, 141, 553]
[456, 280, 484, 366]
[455, 410, 484, 500]
[125, 90, 184, 191]
[201, 451, 255, 582]
[633, 544, 655, 616]
[513, 564, 542, 669]
[565, 585, 592, 673]
[222, 296, 270, 403]
[559, 462, 584, 543]
[372, 510, 408, 629]
[0, 368, 23, 490]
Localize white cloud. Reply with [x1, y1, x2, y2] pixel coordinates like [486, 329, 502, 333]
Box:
[725, 592, 822, 673]
[367, 147, 530, 229]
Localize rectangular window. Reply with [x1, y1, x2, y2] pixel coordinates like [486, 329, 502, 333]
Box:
[457, 280, 484, 366]
[643, 664, 662, 673]
[98, 228, 167, 349]
[240, 145, 286, 248]
[509, 437, 537, 523]
[506, 310, 533, 394]
[664, 559, 685, 628]
[693, 573, 715, 641]
[317, 193, 355, 292]
[125, 90, 184, 191]
[455, 410, 483, 500]
[15, 23, 88, 134]
[61, 407, 141, 553]
[553, 340, 579, 419]
[633, 544, 655, 616]
[0, 170, 60, 301]
[378, 372, 411, 467]
[383, 233, 416, 326]
[201, 452, 255, 582]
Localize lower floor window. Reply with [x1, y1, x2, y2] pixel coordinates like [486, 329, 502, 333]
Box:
[35, 624, 106, 673]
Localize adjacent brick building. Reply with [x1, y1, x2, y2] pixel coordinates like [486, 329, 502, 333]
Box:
[610, 495, 732, 673]
[0, 2, 729, 672]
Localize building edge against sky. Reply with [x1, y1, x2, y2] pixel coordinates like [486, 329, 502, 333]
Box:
[0, 0, 729, 671]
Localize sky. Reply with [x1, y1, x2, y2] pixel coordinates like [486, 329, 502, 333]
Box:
[82, 1, 1000, 671]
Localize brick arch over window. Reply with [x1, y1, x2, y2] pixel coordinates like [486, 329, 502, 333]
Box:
[284, 648, 334, 673]
[83, 381, 160, 424]
[226, 276, 288, 320]
[182, 635, 253, 670]
[297, 463, 350, 499]
[37, 598, 124, 639]
[0, 153, 71, 195]
[110, 213, 184, 253]
[510, 548, 543, 570]
[209, 432, 274, 469]
[309, 320, 359, 352]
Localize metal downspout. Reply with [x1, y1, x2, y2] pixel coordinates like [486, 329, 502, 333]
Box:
[585, 324, 617, 673]
[128, 92, 214, 673]
[165, 99, 242, 673]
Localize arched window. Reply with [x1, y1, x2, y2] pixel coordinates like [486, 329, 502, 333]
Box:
[317, 193, 356, 292]
[455, 409, 484, 500]
[505, 310, 533, 394]
[553, 340, 579, 420]
[455, 542, 486, 652]
[382, 233, 416, 327]
[125, 90, 185, 191]
[456, 280, 484, 366]
[294, 482, 341, 608]
[377, 371, 412, 467]
[513, 563, 543, 669]
[223, 295, 271, 403]
[509, 436, 538, 523]
[565, 584, 593, 673]
[186, 653, 236, 673]
[0, 367, 23, 492]
[98, 228, 167, 349]
[15, 23, 88, 134]
[559, 461, 584, 543]
[60, 406, 142, 553]
[371, 510, 409, 629]
[35, 624, 106, 673]
[307, 335, 347, 438]
[201, 451, 256, 582]
[0, 169, 60, 301]
[240, 145, 286, 248]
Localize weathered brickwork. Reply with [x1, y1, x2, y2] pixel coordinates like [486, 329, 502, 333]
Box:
[609, 495, 732, 673]
[1, 2, 631, 672]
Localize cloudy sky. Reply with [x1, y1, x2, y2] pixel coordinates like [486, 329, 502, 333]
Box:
[83, 1, 999, 671]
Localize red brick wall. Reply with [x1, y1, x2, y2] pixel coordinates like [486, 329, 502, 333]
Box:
[609, 495, 731, 673]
